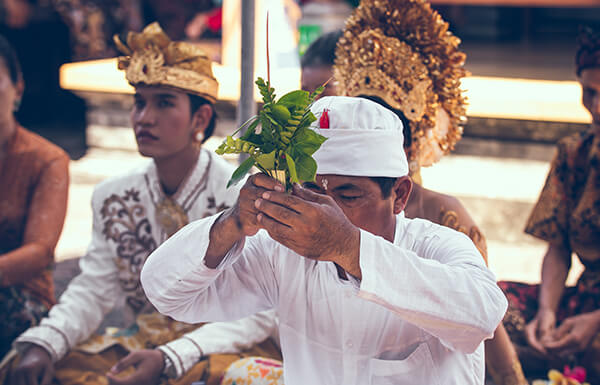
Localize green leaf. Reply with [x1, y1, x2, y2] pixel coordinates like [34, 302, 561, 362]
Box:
[297, 111, 317, 130]
[255, 150, 276, 170]
[259, 113, 276, 149]
[263, 113, 282, 130]
[284, 153, 299, 184]
[243, 133, 263, 146]
[215, 142, 227, 155]
[276, 90, 309, 109]
[292, 127, 328, 156]
[240, 118, 261, 140]
[259, 111, 271, 130]
[227, 157, 256, 188]
[270, 104, 291, 124]
[294, 154, 318, 182]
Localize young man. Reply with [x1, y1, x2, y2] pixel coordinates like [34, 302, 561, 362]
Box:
[8, 23, 278, 385]
[141, 96, 508, 384]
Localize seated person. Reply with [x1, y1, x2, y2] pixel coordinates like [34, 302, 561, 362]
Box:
[141, 96, 508, 384]
[499, 26, 600, 383]
[300, 2, 526, 382]
[0, 34, 69, 359]
[8, 23, 279, 385]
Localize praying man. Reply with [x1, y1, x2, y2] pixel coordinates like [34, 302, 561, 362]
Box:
[141, 96, 508, 385]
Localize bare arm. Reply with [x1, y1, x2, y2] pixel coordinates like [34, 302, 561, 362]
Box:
[524, 243, 571, 353]
[0, 156, 69, 286]
[538, 243, 571, 313]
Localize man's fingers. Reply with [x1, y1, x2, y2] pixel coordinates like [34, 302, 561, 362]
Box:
[110, 352, 141, 374]
[252, 174, 285, 191]
[293, 183, 329, 204]
[261, 190, 305, 212]
[257, 213, 293, 242]
[25, 371, 39, 385]
[256, 196, 300, 227]
[40, 366, 53, 385]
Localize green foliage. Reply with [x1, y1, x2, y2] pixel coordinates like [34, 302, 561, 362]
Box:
[227, 156, 256, 188]
[217, 77, 327, 189]
[294, 154, 318, 182]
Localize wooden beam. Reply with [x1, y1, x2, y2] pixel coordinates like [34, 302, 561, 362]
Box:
[429, 0, 600, 6]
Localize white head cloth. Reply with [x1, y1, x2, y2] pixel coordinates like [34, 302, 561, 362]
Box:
[310, 96, 408, 177]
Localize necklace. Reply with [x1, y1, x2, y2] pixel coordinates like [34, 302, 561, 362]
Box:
[154, 196, 189, 238]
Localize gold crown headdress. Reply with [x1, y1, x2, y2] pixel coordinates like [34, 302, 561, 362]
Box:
[114, 22, 218, 102]
[334, 0, 467, 169]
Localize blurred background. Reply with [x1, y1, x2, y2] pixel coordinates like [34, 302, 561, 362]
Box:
[2, 0, 600, 286]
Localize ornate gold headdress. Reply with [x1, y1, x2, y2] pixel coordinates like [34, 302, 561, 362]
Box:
[334, 0, 467, 170]
[114, 22, 218, 102]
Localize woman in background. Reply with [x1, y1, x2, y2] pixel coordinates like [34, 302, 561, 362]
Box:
[499, 26, 600, 383]
[0, 34, 69, 358]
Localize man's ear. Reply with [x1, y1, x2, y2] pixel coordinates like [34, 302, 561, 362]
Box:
[393, 176, 412, 215]
[191, 103, 213, 135]
[16, 77, 24, 101]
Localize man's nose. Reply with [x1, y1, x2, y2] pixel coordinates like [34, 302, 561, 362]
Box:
[135, 106, 157, 125]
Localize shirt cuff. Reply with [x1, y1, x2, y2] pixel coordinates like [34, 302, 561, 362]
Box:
[157, 337, 204, 379]
[15, 324, 71, 362]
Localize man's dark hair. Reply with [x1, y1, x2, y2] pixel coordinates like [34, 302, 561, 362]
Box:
[369, 176, 398, 199]
[358, 95, 412, 149]
[357, 95, 410, 199]
[301, 30, 343, 68]
[189, 94, 217, 143]
[0, 34, 22, 85]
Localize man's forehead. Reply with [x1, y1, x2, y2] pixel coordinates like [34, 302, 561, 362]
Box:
[315, 174, 372, 186]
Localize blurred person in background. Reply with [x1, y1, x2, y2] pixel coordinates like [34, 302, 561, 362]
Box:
[498, 26, 600, 383]
[0, 33, 69, 360]
[143, 0, 222, 42]
[6, 23, 279, 385]
[54, 0, 143, 60]
[300, 30, 341, 100]
[0, 0, 86, 158]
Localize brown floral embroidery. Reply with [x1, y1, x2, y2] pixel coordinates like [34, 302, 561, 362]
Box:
[204, 196, 230, 218]
[439, 209, 488, 264]
[101, 188, 157, 312]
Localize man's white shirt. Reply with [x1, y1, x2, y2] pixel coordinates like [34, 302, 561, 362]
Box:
[142, 212, 508, 385]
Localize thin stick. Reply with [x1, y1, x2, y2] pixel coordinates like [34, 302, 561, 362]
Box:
[266, 12, 270, 86]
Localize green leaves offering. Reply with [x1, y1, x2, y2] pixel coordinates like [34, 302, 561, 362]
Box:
[216, 78, 327, 189]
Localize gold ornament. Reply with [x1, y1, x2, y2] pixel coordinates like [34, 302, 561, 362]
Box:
[154, 197, 189, 238]
[114, 22, 218, 102]
[334, 0, 467, 169]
